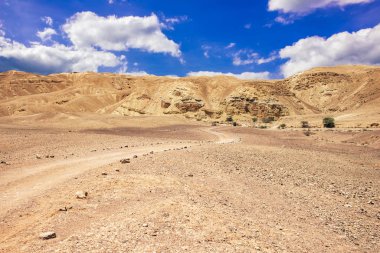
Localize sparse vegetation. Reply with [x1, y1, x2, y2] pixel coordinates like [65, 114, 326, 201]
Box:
[252, 117, 258, 123]
[232, 122, 237, 127]
[259, 125, 267, 129]
[262, 116, 275, 124]
[301, 121, 309, 128]
[279, 123, 286, 129]
[304, 129, 312, 136]
[323, 117, 335, 128]
[226, 115, 233, 122]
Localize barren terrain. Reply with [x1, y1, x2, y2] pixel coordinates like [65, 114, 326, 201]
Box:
[0, 65, 379, 252]
[0, 115, 379, 253]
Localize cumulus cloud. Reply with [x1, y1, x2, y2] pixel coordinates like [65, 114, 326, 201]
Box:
[279, 24, 380, 77]
[62, 11, 181, 57]
[0, 31, 120, 74]
[187, 71, 270, 80]
[36, 28, 57, 41]
[268, 0, 373, 14]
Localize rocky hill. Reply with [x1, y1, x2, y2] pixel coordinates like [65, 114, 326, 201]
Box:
[0, 65, 379, 127]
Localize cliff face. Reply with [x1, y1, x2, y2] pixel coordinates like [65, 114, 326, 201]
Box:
[0, 65, 379, 124]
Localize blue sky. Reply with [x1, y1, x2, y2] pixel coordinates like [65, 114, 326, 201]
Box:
[0, 0, 380, 79]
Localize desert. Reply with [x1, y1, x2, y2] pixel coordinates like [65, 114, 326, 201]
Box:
[0, 65, 379, 252]
[1, 0, 380, 252]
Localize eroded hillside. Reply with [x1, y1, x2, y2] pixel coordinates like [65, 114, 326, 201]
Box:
[0, 65, 379, 126]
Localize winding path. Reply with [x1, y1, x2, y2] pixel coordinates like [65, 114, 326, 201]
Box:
[0, 127, 237, 216]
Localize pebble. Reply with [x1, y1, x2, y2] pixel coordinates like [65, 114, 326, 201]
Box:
[76, 191, 88, 199]
[39, 231, 56, 240]
[120, 158, 130, 164]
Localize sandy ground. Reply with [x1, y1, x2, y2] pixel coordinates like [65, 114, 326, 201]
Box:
[0, 117, 379, 253]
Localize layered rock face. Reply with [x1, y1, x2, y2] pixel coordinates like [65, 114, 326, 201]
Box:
[0, 65, 379, 123]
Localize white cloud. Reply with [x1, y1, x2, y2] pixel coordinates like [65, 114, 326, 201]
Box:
[279, 24, 380, 77]
[62, 11, 181, 57]
[0, 31, 120, 74]
[36, 28, 57, 41]
[108, 0, 114, 4]
[202, 45, 211, 58]
[41, 16, 53, 26]
[232, 50, 277, 66]
[162, 15, 188, 30]
[268, 0, 373, 14]
[274, 16, 294, 25]
[244, 23, 252, 29]
[124, 71, 150, 76]
[187, 71, 270, 80]
[232, 50, 258, 66]
[225, 43, 236, 49]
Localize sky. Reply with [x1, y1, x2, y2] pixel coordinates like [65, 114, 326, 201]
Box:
[0, 0, 380, 79]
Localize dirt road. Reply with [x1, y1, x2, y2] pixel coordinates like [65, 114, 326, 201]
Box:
[0, 125, 379, 253]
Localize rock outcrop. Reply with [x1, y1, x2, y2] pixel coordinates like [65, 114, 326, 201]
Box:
[0, 65, 379, 124]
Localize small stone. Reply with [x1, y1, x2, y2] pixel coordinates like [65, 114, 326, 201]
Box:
[115, 169, 120, 172]
[133, 155, 138, 158]
[59, 206, 72, 212]
[101, 172, 108, 176]
[142, 223, 149, 227]
[368, 200, 375, 205]
[187, 174, 193, 177]
[39, 231, 56, 240]
[36, 154, 42, 159]
[120, 158, 130, 164]
[76, 191, 88, 199]
[150, 151, 154, 154]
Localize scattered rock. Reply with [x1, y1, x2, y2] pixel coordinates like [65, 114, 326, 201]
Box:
[120, 158, 130, 164]
[76, 191, 88, 199]
[133, 155, 138, 158]
[115, 169, 120, 172]
[39, 231, 56, 240]
[101, 172, 108, 176]
[150, 151, 154, 154]
[142, 223, 149, 227]
[59, 206, 73, 212]
[187, 174, 194, 177]
[36, 154, 42, 159]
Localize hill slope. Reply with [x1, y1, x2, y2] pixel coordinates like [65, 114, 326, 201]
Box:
[0, 65, 379, 127]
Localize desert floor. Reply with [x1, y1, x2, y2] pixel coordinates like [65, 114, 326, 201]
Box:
[0, 116, 379, 253]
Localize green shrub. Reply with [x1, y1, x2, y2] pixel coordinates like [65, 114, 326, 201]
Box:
[323, 117, 335, 128]
[252, 117, 258, 123]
